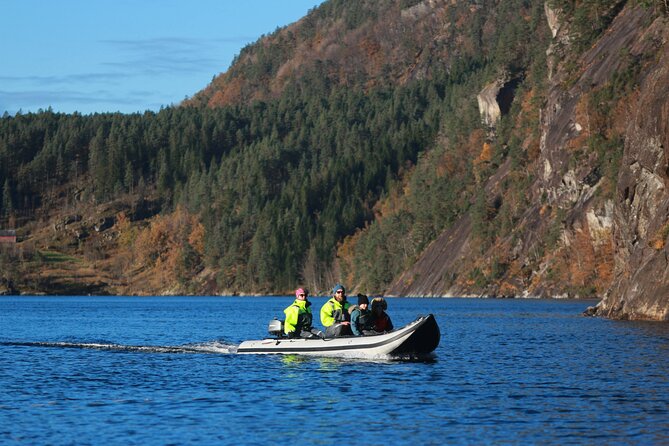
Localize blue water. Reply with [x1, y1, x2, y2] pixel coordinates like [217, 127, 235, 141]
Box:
[1, 296, 669, 445]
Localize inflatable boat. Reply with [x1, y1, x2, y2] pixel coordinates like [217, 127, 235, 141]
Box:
[237, 314, 440, 357]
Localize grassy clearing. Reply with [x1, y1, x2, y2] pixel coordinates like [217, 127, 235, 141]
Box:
[38, 250, 82, 264]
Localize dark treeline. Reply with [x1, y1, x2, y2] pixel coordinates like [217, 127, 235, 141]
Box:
[0, 67, 458, 291]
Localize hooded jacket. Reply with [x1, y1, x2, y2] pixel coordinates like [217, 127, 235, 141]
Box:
[283, 299, 313, 334]
[320, 297, 350, 327]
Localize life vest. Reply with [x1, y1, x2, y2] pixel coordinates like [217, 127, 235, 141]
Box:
[358, 310, 373, 329]
[329, 299, 350, 323]
[295, 305, 313, 329]
[349, 305, 373, 331]
[284, 299, 313, 334]
[373, 313, 392, 332]
[320, 297, 350, 327]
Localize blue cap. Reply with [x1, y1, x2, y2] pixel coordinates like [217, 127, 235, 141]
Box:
[332, 284, 345, 294]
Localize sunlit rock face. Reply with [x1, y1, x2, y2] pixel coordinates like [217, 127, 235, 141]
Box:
[533, 5, 669, 320]
[391, 5, 669, 321]
[477, 80, 504, 129]
[544, 2, 560, 38]
[477, 75, 521, 133]
[400, 0, 448, 21]
[596, 27, 669, 321]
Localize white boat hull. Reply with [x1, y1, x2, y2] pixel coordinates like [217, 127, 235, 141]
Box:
[237, 314, 440, 357]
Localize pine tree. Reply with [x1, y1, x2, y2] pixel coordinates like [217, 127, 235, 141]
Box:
[2, 179, 13, 217]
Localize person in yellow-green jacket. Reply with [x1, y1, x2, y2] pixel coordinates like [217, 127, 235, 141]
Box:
[284, 288, 324, 339]
[320, 283, 352, 338]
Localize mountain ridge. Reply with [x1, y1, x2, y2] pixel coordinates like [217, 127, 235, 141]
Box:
[2, 0, 669, 320]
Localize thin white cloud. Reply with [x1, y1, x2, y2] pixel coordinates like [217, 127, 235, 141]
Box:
[0, 73, 127, 86]
[100, 36, 249, 74]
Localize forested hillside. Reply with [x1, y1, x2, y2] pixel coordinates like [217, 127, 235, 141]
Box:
[1, 0, 668, 320]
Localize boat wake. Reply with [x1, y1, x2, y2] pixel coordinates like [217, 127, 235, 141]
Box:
[0, 340, 437, 362]
[0, 340, 238, 354]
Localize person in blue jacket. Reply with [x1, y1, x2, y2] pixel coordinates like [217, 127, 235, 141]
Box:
[350, 293, 375, 336]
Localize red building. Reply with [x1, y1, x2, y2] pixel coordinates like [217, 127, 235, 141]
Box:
[0, 230, 17, 244]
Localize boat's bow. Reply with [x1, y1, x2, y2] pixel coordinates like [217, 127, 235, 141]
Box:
[387, 313, 440, 355]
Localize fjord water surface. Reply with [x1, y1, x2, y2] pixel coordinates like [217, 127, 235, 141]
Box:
[1, 296, 668, 445]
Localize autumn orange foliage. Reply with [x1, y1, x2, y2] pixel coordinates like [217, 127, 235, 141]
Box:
[651, 221, 669, 251]
[133, 206, 205, 289]
[595, 236, 614, 291]
[569, 228, 596, 288]
[482, 142, 494, 162]
[337, 230, 361, 286]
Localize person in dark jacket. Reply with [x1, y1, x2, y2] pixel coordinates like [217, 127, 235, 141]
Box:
[283, 288, 324, 339]
[371, 297, 393, 333]
[350, 293, 375, 336]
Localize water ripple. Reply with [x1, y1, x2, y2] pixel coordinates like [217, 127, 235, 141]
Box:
[1, 296, 669, 445]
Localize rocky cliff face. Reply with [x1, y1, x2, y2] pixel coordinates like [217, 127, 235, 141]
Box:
[477, 78, 506, 130]
[389, 3, 669, 320]
[597, 18, 669, 320]
[537, 5, 669, 319]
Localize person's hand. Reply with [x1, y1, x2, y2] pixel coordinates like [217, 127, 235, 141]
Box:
[341, 321, 350, 325]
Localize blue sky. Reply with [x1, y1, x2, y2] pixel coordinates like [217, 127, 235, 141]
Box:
[0, 0, 324, 115]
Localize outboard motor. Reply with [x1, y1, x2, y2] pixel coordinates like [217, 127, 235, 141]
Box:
[268, 318, 284, 338]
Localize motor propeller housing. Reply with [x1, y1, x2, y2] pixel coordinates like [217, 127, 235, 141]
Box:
[268, 318, 284, 337]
